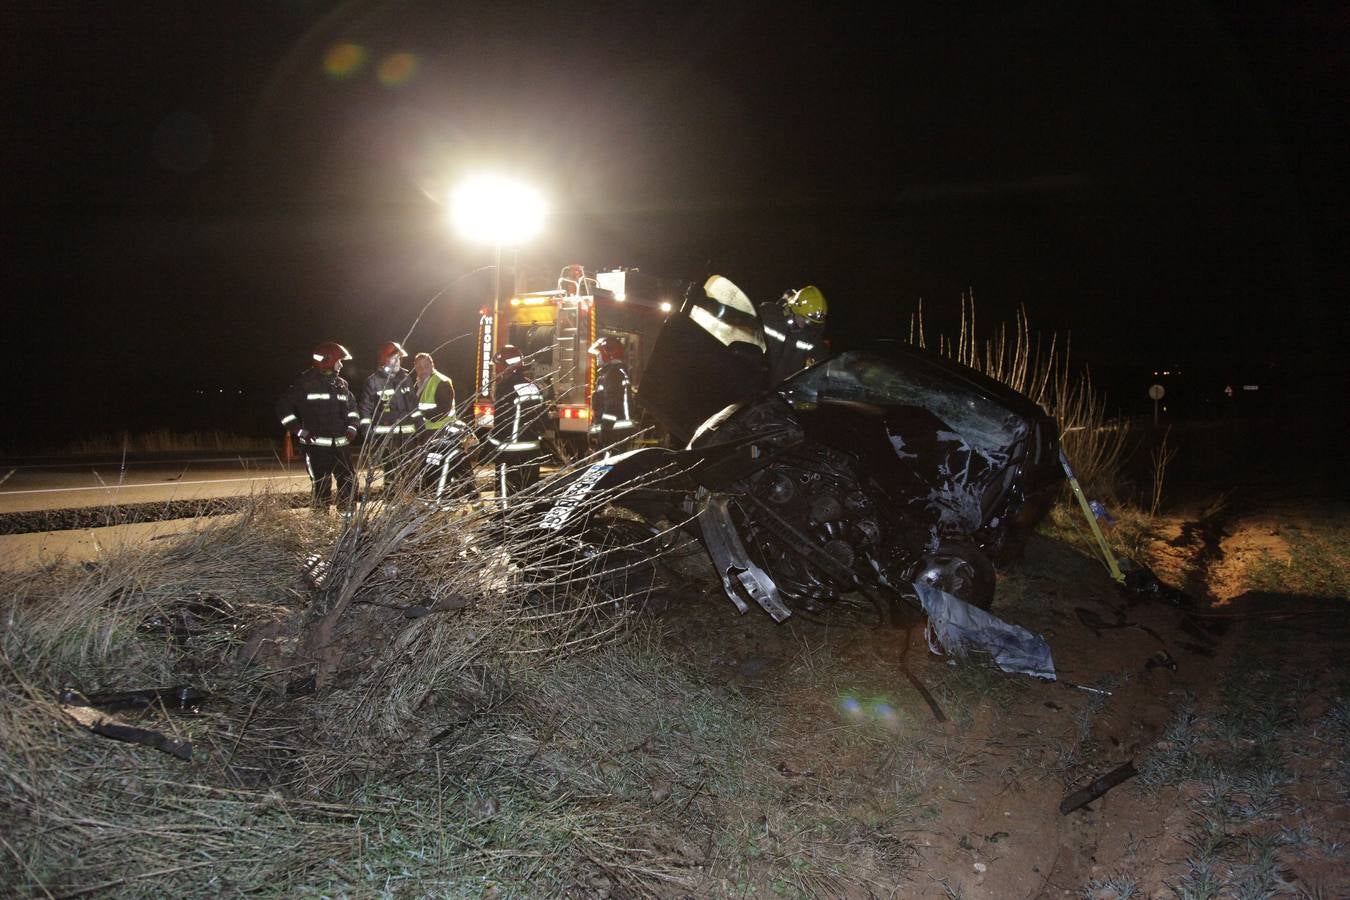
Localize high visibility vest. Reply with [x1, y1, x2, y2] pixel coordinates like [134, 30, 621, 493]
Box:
[418, 371, 455, 431]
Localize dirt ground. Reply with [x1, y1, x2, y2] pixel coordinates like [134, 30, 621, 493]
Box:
[646, 492, 1350, 898]
[5, 487, 1344, 897]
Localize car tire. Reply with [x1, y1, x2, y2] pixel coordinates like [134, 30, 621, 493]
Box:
[916, 541, 996, 610]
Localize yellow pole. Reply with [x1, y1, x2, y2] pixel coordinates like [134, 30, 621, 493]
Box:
[1059, 449, 1126, 584]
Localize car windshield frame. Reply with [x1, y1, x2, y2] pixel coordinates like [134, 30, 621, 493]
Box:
[781, 350, 1029, 455]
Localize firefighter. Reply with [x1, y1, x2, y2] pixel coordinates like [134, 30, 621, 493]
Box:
[487, 344, 544, 502]
[411, 352, 471, 500]
[358, 340, 417, 477]
[759, 284, 828, 384]
[276, 341, 360, 512]
[587, 336, 636, 451]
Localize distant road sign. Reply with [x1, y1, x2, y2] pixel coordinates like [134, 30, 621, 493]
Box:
[1148, 384, 1165, 400]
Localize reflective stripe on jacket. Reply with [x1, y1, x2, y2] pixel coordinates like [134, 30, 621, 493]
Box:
[359, 368, 417, 432]
[489, 371, 544, 452]
[276, 369, 359, 439]
[590, 361, 636, 433]
[417, 370, 456, 431]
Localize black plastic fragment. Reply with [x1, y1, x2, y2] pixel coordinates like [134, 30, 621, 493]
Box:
[1059, 760, 1138, 814]
[89, 720, 193, 761]
[63, 685, 209, 712]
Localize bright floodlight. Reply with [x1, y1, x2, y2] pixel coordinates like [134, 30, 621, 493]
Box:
[449, 175, 546, 245]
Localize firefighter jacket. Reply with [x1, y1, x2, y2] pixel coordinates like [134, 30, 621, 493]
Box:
[414, 370, 457, 432]
[359, 367, 417, 436]
[590, 361, 636, 434]
[759, 301, 825, 385]
[276, 369, 360, 447]
[489, 370, 544, 453]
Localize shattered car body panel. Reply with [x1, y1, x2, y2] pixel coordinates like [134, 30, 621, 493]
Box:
[531, 276, 1063, 676]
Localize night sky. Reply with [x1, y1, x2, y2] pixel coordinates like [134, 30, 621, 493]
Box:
[4, 2, 1344, 448]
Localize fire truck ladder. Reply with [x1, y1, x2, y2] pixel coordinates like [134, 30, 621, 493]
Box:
[553, 298, 583, 402]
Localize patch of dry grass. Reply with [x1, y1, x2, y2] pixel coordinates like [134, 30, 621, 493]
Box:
[1, 443, 924, 896]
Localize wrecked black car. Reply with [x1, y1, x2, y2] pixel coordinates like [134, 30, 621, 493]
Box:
[524, 276, 1063, 675]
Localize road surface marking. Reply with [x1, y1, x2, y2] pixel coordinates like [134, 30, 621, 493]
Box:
[0, 474, 307, 496]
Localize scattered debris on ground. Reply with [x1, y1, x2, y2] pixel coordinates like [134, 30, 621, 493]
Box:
[1, 488, 1345, 897]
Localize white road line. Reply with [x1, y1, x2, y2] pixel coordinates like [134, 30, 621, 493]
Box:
[5, 455, 278, 471]
[0, 474, 308, 496]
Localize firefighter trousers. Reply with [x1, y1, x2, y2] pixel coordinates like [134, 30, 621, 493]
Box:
[364, 433, 415, 489]
[303, 445, 356, 509]
[495, 453, 540, 502]
[594, 422, 636, 452]
[422, 434, 476, 501]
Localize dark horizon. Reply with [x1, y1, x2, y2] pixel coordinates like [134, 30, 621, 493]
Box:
[4, 2, 1345, 448]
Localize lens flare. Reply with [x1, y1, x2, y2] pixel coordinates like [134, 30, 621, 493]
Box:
[836, 694, 906, 730]
[378, 52, 419, 86]
[324, 42, 366, 79]
[872, 700, 901, 730]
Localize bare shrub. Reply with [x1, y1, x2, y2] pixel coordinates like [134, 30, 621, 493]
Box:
[911, 293, 1129, 496]
[1149, 426, 1178, 518]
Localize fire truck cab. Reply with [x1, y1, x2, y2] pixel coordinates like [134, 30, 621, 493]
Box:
[472, 266, 678, 459]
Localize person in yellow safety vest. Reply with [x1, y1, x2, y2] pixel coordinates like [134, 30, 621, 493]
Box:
[358, 340, 418, 478]
[411, 352, 472, 500]
[276, 341, 360, 512]
[488, 344, 544, 502]
[588, 336, 636, 451]
[758, 284, 828, 384]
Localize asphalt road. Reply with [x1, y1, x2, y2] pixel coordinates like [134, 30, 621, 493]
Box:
[0, 456, 309, 515]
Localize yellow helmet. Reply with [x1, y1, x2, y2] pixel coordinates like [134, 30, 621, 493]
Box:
[784, 285, 827, 324]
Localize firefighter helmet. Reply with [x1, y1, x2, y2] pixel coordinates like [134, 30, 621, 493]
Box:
[493, 344, 525, 374]
[377, 341, 407, 367]
[587, 336, 625, 365]
[558, 264, 587, 295]
[311, 342, 352, 370]
[784, 285, 828, 325]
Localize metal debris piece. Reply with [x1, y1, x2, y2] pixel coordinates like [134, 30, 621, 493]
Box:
[1059, 760, 1138, 814]
[1063, 681, 1112, 697]
[914, 581, 1056, 680]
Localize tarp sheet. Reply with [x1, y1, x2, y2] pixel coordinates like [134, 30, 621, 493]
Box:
[914, 581, 1056, 680]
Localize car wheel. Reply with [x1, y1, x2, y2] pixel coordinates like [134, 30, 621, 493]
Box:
[916, 541, 996, 610]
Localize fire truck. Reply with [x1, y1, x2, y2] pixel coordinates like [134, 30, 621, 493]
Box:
[471, 265, 681, 459]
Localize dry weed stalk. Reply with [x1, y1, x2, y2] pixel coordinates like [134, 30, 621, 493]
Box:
[911, 293, 1129, 494]
[1149, 426, 1178, 518]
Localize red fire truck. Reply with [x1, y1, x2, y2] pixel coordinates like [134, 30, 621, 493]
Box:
[471, 265, 680, 459]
